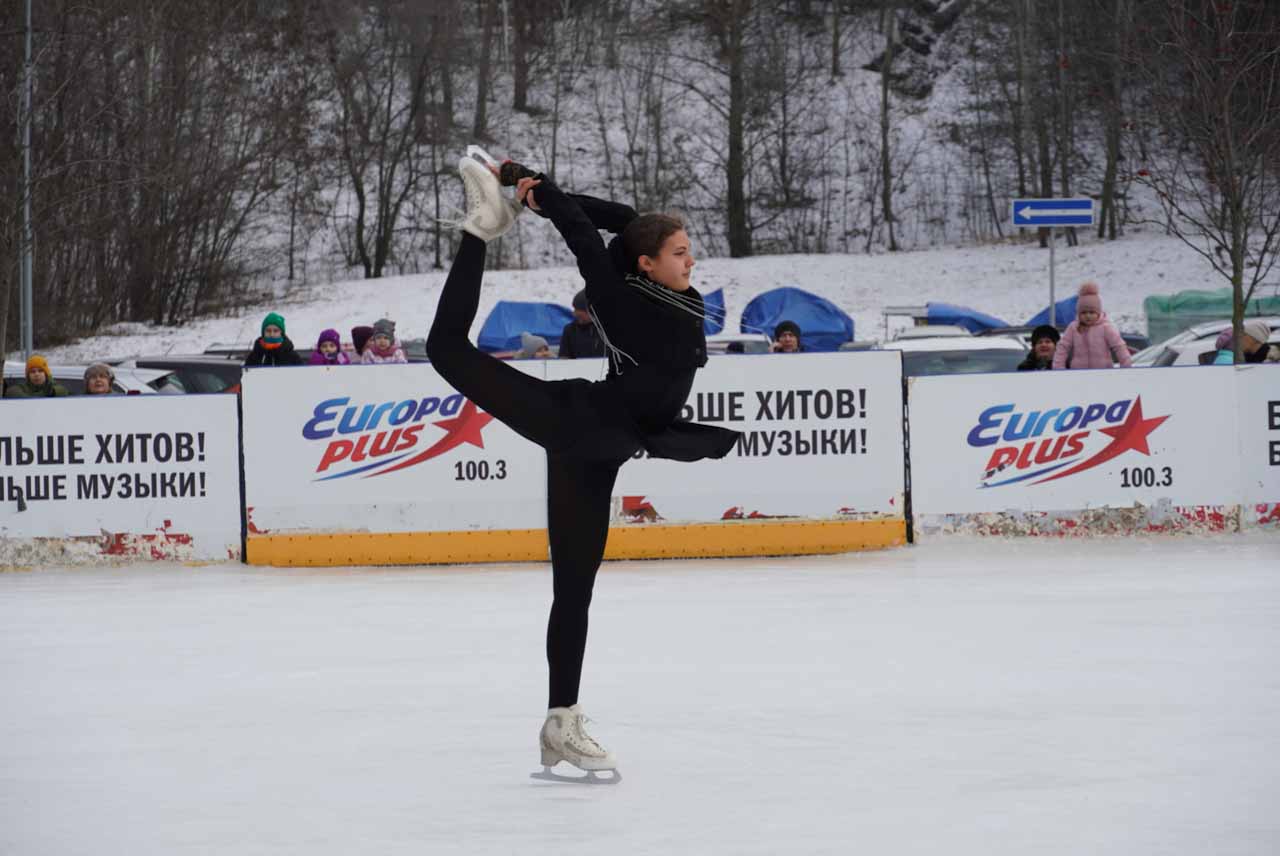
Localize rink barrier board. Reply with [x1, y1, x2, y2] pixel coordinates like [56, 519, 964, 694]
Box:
[243, 518, 905, 567]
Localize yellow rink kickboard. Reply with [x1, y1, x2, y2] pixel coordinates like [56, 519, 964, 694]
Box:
[245, 518, 906, 567]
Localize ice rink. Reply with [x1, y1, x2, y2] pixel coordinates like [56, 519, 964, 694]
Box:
[3, 536, 1278, 856]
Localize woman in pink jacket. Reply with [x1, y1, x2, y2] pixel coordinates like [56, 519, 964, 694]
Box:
[1053, 282, 1132, 369]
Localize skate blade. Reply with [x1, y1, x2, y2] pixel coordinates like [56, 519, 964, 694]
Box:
[530, 765, 621, 785]
[466, 145, 502, 169]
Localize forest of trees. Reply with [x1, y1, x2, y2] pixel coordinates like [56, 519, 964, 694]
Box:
[1, 0, 1277, 349]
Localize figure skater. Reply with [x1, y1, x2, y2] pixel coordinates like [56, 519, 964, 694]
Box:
[426, 150, 738, 781]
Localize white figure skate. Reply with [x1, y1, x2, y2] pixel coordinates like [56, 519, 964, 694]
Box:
[455, 146, 521, 242]
[530, 704, 621, 785]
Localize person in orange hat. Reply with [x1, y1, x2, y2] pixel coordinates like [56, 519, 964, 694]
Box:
[5, 355, 69, 398]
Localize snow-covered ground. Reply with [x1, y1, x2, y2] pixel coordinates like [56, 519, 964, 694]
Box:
[37, 230, 1224, 365]
[3, 536, 1277, 855]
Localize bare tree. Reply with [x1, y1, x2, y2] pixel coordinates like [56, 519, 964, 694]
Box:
[322, 1, 433, 279]
[1131, 0, 1280, 361]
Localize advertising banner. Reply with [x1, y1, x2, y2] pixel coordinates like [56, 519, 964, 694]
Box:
[544, 351, 906, 524]
[908, 366, 1240, 514]
[240, 363, 548, 536]
[1236, 364, 1280, 506]
[0, 395, 241, 562]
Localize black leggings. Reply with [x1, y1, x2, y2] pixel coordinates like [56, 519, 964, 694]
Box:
[427, 233, 621, 709]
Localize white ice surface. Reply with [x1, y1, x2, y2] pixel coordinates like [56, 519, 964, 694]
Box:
[3, 537, 1278, 855]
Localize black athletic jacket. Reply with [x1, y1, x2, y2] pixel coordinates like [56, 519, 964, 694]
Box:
[532, 180, 739, 463]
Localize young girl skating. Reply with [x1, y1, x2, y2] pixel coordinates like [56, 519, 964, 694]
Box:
[426, 149, 738, 782]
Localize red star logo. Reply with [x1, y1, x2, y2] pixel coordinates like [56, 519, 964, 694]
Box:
[366, 400, 494, 477]
[1034, 396, 1169, 484]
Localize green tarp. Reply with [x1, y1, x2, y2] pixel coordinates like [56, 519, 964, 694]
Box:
[1144, 287, 1280, 342]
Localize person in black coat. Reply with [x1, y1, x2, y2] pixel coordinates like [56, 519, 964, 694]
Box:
[558, 290, 606, 359]
[244, 312, 303, 367]
[426, 154, 738, 776]
[1017, 324, 1059, 371]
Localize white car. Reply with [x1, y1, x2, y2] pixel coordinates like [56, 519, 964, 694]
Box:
[3, 360, 185, 396]
[1132, 316, 1280, 366]
[877, 336, 1027, 377]
[1155, 330, 1280, 367]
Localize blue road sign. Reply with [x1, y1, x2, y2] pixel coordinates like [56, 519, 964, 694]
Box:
[1011, 198, 1095, 227]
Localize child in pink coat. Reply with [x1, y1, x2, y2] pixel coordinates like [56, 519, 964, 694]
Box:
[1053, 282, 1132, 369]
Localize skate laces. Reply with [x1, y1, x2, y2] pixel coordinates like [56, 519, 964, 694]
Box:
[571, 711, 607, 755]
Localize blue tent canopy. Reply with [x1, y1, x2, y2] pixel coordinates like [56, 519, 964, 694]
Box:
[1026, 296, 1077, 327]
[477, 300, 574, 352]
[702, 288, 725, 335]
[740, 286, 854, 352]
[925, 302, 1009, 334]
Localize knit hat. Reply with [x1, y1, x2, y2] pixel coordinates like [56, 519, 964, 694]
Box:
[1242, 319, 1271, 345]
[1031, 324, 1061, 345]
[774, 320, 802, 340]
[572, 290, 589, 311]
[84, 363, 115, 383]
[351, 325, 374, 354]
[317, 328, 341, 348]
[373, 318, 396, 338]
[517, 332, 549, 358]
[1076, 282, 1102, 315]
[1215, 329, 1234, 350]
[26, 355, 50, 376]
[262, 312, 286, 337]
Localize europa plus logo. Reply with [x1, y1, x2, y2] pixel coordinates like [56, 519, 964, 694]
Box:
[967, 396, 1169, 488]
[301, 393, 494, 480]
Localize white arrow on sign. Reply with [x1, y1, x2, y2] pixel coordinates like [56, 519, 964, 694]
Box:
[1015, 204, 1091, 220]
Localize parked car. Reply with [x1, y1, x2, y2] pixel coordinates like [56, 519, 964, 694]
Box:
[113, 354, 243, 393]
[706, 332, 772, 354]
[3, 361, 184, 396]
[878, 336, 1028, 377]
[1151, 329, 1280, 367]
[891, 324, 973, 341]
[976, 325, 1150, 355]
[1131, 316, 1280, 366]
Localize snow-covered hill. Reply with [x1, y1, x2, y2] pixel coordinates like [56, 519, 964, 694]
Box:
[41, 229, 1214, 364]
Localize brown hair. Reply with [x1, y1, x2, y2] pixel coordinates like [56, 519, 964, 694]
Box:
[622, 213, 685, 272]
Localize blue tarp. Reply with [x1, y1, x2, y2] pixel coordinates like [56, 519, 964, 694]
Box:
[1025, 296, 1077, 327]
[477, 300, 574, 352]
[925, 302, 1009, 333]
[740, 286, 854, 352]
[702, 288, 725, 335]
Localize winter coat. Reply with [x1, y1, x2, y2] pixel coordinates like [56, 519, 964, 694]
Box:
[4, 378, 70, 398]
[309, 349, 351, 366]
[1052, 315, 1132, 369]
[531, 180, 739, 462]
[1016, 353, 1053, 371]
[361, 342, 407, 364]
[244, 336, 303, 367]
[559, 320, 606, 359]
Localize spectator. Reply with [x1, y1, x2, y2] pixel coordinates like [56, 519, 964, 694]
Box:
[1017, 325, 1059, 371]
[5, 355, 69, 398]
[559, 290, 605, 358]
[83, 363, 119, 394]
[726, 341, 746, 354]
[771, 320, 803, 353]
[1241, 319, 1280, 363]
[309, 328, 351, 366]
[1200, 329, 1236, 365]
[514, 332, 553, 359]
[350, 325, 374, 360]
[1052, 282, 1132, 369]
[362, 317, 408, 364]
[244, 312, 302, 367]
